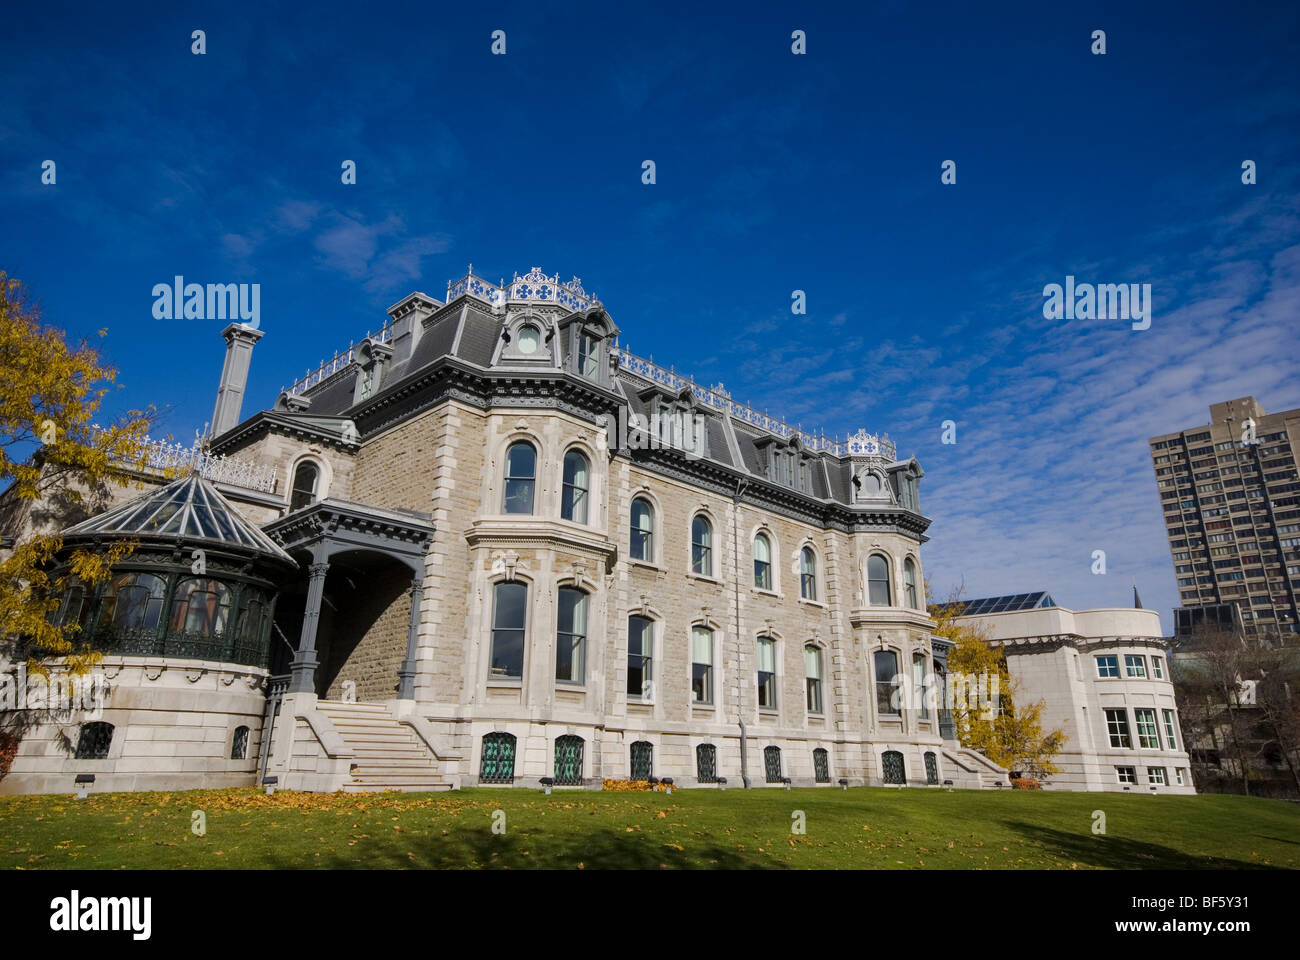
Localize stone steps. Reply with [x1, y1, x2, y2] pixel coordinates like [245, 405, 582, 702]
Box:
[315, 700, 454, 793]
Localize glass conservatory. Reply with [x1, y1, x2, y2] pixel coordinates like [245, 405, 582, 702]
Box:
[53, 473, 296, 668]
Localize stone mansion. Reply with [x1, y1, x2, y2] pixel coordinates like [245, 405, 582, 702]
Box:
[2, 265, 1014, 794]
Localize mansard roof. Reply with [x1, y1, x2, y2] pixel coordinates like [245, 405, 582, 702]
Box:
[62, 473, 296, 565]
[222, 264, 923, 524]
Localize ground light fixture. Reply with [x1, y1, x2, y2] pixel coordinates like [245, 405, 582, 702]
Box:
[540, 776, 554, 796]
[74, 773, 94, 800]
[717, 777, 727, 791]
[782, 777, 792, 791]
[662, 777, 674, 794]
[262, 775, 278, 796]
[838, 778, 848, 791]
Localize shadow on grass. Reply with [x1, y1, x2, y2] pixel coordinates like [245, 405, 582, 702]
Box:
[1002, 821, 1282, 870]
[258, 823, 776, 871]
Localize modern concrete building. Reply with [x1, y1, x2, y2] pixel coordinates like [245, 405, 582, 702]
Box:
[954, 593, 1195, 794]
[1148, 397, 1300, 639]
[1, 265, 1007, 795]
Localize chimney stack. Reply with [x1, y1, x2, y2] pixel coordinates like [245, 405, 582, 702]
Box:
[210, 322, 264, 439]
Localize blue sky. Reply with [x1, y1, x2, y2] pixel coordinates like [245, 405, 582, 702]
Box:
[2, 2, 1298, 630]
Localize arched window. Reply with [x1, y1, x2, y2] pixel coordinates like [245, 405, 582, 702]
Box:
[628, 615, 653, 700]
[231, 587, 271, 665]
[757, 636, 777, 709]
[882, 750, 906, 784]
[867, 554, 892, 606]
[924, 751, 939, 785]
[490, 581, 527, 678]
[503, 442, 536, 514]
[913, 652, 929, 719]
[696, 743, 718, 783]
[556, 587, 588, 683]
[230, 726, 250, 760]
[813, 748, 830, 783]
[554, 734, 584, 785]
[691, 515, 713, 576]
[691, 625, 714, 703]
[800, 546, 817, 601]
[561, 449, 590, 523]
[754, 533, 772, 589]
[169, 578, 233, 639]
[630, 740, 653, 780]
[904, 558, 919, 609]
[97, 572, 167, 634]
[630, 498, 654, 561]
[480, 732, 517, 783]
[805, 644, 823, 714]
[75, 721, 114, 760]
[290, 461, 319, 511]
[874, 650, 900, 716]
[54, 579, 92, 631]
[516, 324, 541, 355]
[763, 745, 783, 783]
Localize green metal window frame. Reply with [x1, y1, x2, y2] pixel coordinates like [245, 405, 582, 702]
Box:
[480, 732, 517, 783]
[696, 743, 718, 783]
[554, 734, 584, 786]
[763, 745, 783, 783]
[881, 750, 905, 784]
[630, 740, 653, 780]
[924, 751, 939, 785]
[812, 748, 830, 783]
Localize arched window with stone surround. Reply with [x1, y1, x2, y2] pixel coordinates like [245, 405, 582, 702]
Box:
[290, 461, 319, 511]
[800, 546, 818, 600]
[696, 743, 718, 783]
[561, 449, 589, 523]
[763, 745, 783, 783]
[503, 441, 537, 514]
[691, 514, 713, 576]
[630, 498, 654, 561]
[754, 532, 772, 589]
[630, 740, 653, 780]
[882, 749, 906, 784]
[904, 558, 920, 609]
[813, 748, 831, 783]
[75, 721, 114, 760]
[867, 554, 892, 606]
[231, 726, 250, 760]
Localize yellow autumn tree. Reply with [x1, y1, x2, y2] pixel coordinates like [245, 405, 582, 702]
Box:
[929, 583, 1065, 779]
[0, 271, 155, 672]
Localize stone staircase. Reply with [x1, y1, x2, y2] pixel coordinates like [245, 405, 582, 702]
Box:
[315, 700, 454, 793]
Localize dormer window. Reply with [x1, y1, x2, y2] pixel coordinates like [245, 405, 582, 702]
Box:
[577, 331, 600, 379]
[762, 438, 810, 491]
[351, 339, 392, 405]
[517, 324, 541, 355]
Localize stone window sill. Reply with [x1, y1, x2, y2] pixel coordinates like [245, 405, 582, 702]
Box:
[688, 573, 722, 586]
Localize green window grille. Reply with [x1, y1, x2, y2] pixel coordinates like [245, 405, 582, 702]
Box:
[764, 745, 783, 783]
[924, 751, 938, 785]
[813, 748, 830, 783]
[480, 732, 517, 783]
[696, 743, 718, 783]
[630, 740, 653, 779]
[882, 750, 905, 784]
[554, 735, 584, 786]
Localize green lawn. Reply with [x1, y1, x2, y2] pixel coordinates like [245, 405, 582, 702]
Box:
[1, 786, 1297, 870]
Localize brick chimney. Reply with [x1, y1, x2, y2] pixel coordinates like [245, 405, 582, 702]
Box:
[209, 322, 264, 439]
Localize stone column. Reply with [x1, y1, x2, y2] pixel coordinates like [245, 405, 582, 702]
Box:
[397, 575, 424, 699]
[289, 560, 330, 694]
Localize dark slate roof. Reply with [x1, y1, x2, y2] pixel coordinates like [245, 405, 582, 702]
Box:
[456, 305, 501, 367]
[62, 473, 295, 565]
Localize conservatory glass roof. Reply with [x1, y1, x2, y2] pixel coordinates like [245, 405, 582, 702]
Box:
[62, 473, 294, 564]
[953, 592, 1058, 616]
